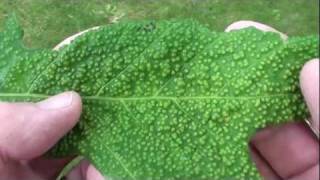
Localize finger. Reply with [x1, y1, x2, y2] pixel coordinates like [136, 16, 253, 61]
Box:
[289, 164, 319, 180]
[249, 145, 281, 180]
[29, 157, 74, 180]
[251, 122, 319, 179]
[225, 20, 288, 40]
[66, 160, 105, 180]
[300, 59, 319, 134]
[0, 91, 82, 160]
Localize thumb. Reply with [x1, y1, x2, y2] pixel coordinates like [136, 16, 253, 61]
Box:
[300, 59, 319, 136]
[0, 91, 82, 160]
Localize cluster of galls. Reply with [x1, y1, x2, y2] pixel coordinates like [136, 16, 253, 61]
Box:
[0, 17, 318, 179]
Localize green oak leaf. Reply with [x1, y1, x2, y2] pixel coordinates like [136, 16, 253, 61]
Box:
[0, 15, 318, 180]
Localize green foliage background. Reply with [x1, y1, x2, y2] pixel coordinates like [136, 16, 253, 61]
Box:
[0, 0, 319, 48]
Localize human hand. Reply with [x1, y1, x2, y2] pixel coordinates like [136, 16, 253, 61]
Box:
[226, 21, 319, 180]
[0, 92, 104, 180]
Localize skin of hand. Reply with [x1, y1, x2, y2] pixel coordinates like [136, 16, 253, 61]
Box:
[0, 21, 318, 180]
[0, 92, 104, 180]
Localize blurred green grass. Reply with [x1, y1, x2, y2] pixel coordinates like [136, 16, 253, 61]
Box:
[0, 0, 318, 48]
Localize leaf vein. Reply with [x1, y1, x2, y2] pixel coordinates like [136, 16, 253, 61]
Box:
[0, 93, 297, 101]
[95, 25, 175, 96]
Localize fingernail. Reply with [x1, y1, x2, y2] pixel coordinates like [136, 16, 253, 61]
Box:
[37, 92, 74, 110]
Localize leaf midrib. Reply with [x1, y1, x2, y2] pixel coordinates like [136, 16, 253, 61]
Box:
[0, 93, 296, 101]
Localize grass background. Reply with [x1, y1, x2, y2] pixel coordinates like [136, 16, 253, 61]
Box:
[0, 0, 318, 48]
